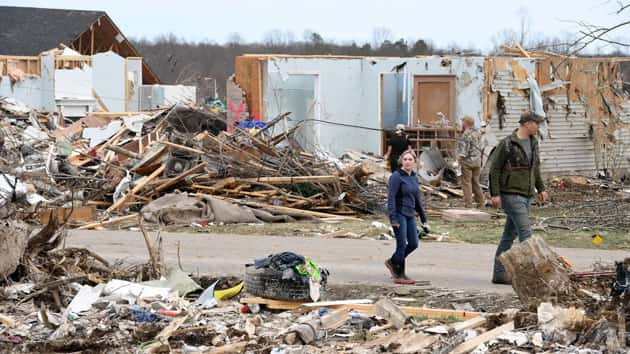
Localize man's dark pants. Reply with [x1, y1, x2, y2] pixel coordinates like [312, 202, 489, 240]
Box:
[493, 193, 532, 279]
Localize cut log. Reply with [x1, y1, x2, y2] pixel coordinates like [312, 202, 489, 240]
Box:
[498, 236, 579, 311]
[374, 298, 408, 329]
[451, 321, 515, 354]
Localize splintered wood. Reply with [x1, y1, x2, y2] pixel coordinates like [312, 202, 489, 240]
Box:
[55, 106, 384, 228]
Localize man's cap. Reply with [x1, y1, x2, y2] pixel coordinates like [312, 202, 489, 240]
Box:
[519, 112, 544, 124]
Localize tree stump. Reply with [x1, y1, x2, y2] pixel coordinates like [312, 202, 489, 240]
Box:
[499, 236, 580, 311]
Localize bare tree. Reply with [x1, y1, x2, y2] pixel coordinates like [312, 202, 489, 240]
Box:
[227, 32, 244, 46]
[372, 27, 394, 49]
[566, 1, 629, 53]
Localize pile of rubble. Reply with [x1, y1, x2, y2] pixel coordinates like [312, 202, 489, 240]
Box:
[0, 98, 385, 231]
[538, 176, 630, 231]
[0, 212, 627, 353]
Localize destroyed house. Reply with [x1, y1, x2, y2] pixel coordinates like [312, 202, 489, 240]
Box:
[232, 53, 630, 177]
[0, 6, 195, 115]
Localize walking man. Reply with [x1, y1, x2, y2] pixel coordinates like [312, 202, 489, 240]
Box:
[489, 112, 548, 284]
[457, 116, 485, 208]
[384, 124, 412, 173]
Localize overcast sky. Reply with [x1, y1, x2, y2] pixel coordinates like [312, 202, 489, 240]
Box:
[2, 0, 629, 53]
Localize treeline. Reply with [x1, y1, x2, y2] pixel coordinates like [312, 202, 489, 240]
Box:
[131, 33, 459, 98]
[131, 32, 629, 100]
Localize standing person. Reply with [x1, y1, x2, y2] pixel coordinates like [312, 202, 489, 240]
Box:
[385, 151, 430, 284]
[384, 124, 412, 173]
[489, 112, 548, 284]
[457, 116, 485, 208]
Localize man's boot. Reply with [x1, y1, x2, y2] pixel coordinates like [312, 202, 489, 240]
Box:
[394, 259, 415, 285]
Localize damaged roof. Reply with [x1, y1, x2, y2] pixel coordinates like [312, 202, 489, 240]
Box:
[0, 6, 106, 55]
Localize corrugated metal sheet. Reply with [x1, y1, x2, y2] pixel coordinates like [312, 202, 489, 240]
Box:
[492, 70, 600, 175]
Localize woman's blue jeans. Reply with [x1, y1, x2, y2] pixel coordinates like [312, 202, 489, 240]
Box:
[392, 214, 419, 264]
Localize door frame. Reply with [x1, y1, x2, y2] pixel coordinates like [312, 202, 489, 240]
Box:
[412, 75, 456, 125]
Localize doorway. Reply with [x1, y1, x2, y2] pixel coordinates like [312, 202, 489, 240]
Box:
[413, 75, 455, 125]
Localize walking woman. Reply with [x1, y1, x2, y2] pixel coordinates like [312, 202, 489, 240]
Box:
[385, 150, 429, 284]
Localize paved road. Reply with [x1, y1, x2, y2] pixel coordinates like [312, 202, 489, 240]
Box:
[67, 230, 628, 293]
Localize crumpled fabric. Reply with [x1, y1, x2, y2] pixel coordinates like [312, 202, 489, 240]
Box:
[254, 252, 305, 271]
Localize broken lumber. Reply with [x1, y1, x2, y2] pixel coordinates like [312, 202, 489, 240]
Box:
[154, 162, 208, 193]
[38, 206, 96, 224]
[366, 329, 438, 353]
[451, 321, 515, 354]
[450, 316, 487, 332]
[320, 308, 350, 330]
[76, 214, 138, 230]
[159, 141, 206, 155]
[107, 164, 166, 212]
[499, 236, 578, 311]
[192, 194, 362, 221]
[239, 175, 339, 185]
[345, 303, 479, 321]
[374, 298, 408, 329]
[104, 144, 140, 159]
[302, 299, 373, 307]
[208, 342, 247, 354]
[0, 314, 16, 328]
[441, 208, 491, 223]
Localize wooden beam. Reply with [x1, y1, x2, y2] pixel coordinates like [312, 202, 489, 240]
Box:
[154, 162, 208, 193]
[159, 141, 206, 155]
[451, 321, 515, 354]
[104, 144, 140, 159]
[450, 316, 488, 332]
[239, 297, 480, 321]
[374, 298, 407, 329]
[107, 164, 165, 213]
[39, 206, 96, 224]
[239, 176, 339, 185]
[193, 194, 361, 221]
[76, 214, 138, 230]
[91, 89, 109, 112]
[90, 111, 149, 116]
[90, 26, 95, 55]
[346, 303, 480, 321]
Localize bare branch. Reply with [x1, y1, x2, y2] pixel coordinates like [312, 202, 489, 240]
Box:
[616, 1, 630, 13]
[578, 30, 630, 47]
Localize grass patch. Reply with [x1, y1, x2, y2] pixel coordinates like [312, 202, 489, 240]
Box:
[166, 212, 630, 250]
[429, 218, 630, 250]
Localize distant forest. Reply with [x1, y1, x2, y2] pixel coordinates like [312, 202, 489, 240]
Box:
[131, 29, 630, 100]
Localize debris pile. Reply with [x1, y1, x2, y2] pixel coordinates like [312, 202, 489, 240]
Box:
[538, 176, 630, 231]
[0, 100, 387, 229]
